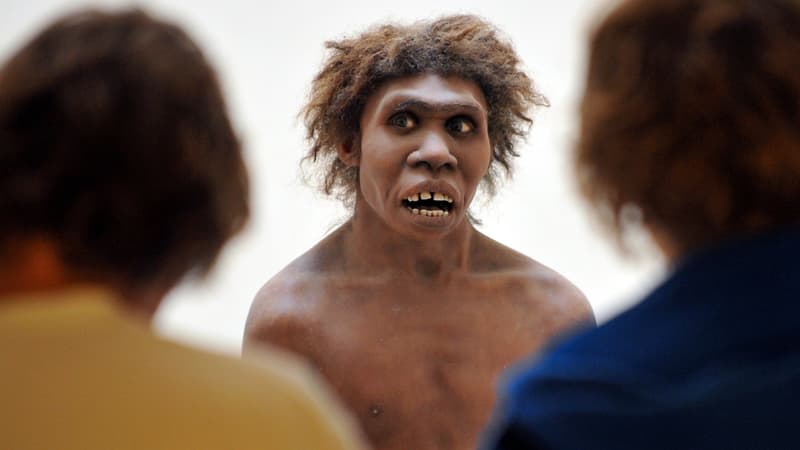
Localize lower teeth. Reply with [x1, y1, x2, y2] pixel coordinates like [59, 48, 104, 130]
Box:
[409, 208, 449, 217]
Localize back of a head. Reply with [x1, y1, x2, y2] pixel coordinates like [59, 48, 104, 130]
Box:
[0, 9, 249, 298]
[577, 0, 800, 254]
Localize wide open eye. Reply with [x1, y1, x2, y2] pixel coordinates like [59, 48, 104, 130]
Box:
[389, 112, 417, 129]
[446, 116, 475, 134]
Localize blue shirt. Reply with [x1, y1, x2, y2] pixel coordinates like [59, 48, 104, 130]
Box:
[482, 230, 800, 450]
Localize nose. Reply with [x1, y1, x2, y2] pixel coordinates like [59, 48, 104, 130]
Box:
[406, 131, 458, 171]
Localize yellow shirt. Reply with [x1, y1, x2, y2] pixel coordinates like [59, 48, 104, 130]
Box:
[0, 288, 365, 450]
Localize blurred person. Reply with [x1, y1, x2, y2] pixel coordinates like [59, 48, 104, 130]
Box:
[481, 0, 800, 449]
[245, 15, 593, 450]
[0, 9, 364, 450]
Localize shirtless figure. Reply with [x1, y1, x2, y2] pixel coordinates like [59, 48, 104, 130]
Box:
[245, 15, 594, 450]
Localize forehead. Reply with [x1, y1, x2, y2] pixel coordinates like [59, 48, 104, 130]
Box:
[361, 73, 489, 120]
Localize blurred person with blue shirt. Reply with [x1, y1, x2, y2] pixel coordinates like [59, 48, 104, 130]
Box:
[482, 0, 800, 448]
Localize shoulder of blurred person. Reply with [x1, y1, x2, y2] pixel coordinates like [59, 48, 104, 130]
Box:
[0, 287, 366, 450]
[481, 228, 800, 450]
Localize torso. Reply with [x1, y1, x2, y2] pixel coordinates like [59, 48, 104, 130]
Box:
[246, 224, 592, 450]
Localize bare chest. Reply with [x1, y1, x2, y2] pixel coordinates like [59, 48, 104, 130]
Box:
[305, 279, 558, 450]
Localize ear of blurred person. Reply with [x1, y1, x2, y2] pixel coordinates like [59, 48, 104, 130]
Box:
[0, 8, 365, 450]
[481, 0, 800, 449]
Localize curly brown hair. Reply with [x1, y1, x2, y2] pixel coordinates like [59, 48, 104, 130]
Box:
[577, 0, 800, 254]
[302, 14, 547, 204]
[0, 9, 249, 293]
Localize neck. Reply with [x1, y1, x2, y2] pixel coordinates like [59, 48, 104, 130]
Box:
[341, 197, 480, 279]
[0, 238, 69, 298]
[0, 240, 164, 320]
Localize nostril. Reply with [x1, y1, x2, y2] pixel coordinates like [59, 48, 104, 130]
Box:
[439, 160, 456, 170]
[413, 160, 434, 170]
[432, 155, 457, 171]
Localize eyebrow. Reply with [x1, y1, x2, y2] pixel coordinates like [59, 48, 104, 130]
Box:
[389, 99, 485, 115]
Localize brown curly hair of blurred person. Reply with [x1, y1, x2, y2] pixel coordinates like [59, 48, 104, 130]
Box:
[576, 0, 800, 254]
[0, 9, 249, 294]
[302, 14, 548, 204]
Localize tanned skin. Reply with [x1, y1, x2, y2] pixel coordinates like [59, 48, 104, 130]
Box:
[245, 74, 593, 450]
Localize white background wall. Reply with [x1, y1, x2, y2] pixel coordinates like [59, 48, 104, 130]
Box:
[3, 0, 666, 353]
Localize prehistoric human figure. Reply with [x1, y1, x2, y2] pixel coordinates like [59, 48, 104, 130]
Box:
[246, 15, 593, 450]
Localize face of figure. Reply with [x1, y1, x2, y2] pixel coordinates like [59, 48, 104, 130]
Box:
[341, 73, 491, 240]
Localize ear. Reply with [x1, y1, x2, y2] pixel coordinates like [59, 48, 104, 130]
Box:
[337, 136, 360, 167]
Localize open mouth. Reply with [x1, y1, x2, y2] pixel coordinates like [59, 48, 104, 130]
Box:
[402, 191, 455, 217]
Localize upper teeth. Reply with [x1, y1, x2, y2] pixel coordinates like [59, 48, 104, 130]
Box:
[406, 192, 453, 203]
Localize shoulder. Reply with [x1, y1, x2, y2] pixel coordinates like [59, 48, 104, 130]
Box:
[236, 347, 366, 450]
[244, 228, 349, 351]
[244, 267, 324, 350]
[472, 232, 596, 328]
[152, 337, 366, 450]
[523, 260, 594, 327]
[248, 224, 346, 317]
[484, 335, 636, 450]
[249, 224, 351, 303]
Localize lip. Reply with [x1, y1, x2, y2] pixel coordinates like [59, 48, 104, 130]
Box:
[400, 180, 460, 208]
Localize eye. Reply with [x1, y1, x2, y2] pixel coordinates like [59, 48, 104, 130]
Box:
[446, 116, 475, 134]
[389, 112, 417, 129]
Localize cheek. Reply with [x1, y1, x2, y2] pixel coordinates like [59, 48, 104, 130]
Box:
[361, 132, 413, 172]
[463, 142, 493, 180]
[357, 134, 401, 195]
